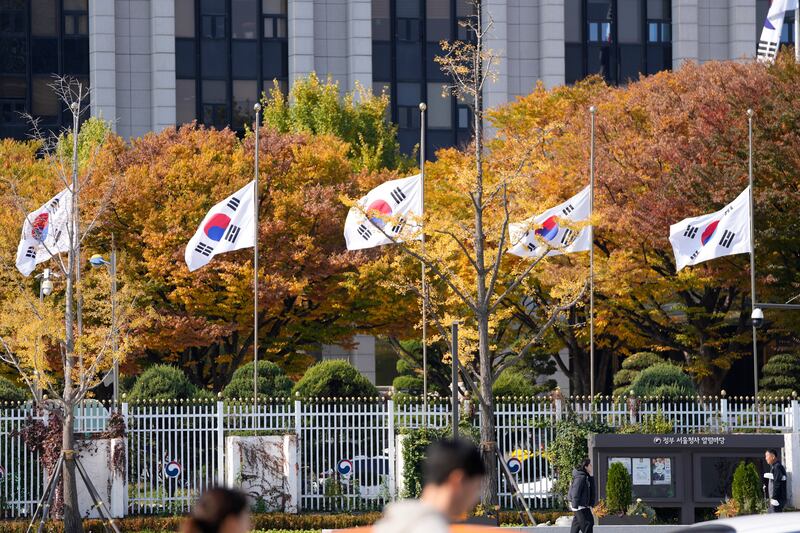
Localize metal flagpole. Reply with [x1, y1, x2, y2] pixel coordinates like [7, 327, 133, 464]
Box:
[419, 102, 428, 426]
[795, 7, 799, 63]
[111, 233, 118, 405]
[748, 108, 759, 401]
[253, 103, 261, 408]
[589, 106, 596, 400]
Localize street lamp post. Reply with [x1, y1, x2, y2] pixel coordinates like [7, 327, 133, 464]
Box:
[90, 235, 118, 404]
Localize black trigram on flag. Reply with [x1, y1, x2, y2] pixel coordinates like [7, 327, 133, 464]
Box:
[224, 225, 241, 243]
[24, 246, 36, 259]
[227, 197, 240, 211]
[49, 198, 60, 211]
[561, 228, 574, 245]
[390, 217, 406, 234]
[562, 204, 575, 216]
[390, 187, 406, 204]
[357, 224, 372, 240]
[195, 242, 214, 256]
[684, 225, 698, 239]
[527, 242, 537, 252]
[52, 229, 62, 244]
[719, 230, 735, 248]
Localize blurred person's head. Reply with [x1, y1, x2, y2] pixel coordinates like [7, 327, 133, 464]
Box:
[578, 458, 592, 475]
[765, 448, 779, 465]
[421, 439, 486, 520]
[181, 487, 250, 533]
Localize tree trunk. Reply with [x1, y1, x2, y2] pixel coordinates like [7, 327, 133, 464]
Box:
[477, 315, 498, 512]
[61, 411, 83, 533]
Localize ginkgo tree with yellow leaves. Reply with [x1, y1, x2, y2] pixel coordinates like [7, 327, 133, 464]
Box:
[348, 1, 590, 510]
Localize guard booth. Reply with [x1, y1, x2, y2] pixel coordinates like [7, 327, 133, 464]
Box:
[589, 433, 785, 524]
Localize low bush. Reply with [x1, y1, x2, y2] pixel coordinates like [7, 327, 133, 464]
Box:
[127, 365, 207, 401]
[613, 352, 666, 397]
[292, 360, 379, 398]
[0, 376, 27, 403]
[632, 363, 696, 399]
[759, 352, 800, 398]
[492, 370, 537, 398]
[223, 361, 293, 399]
[732, 461, 764, 515]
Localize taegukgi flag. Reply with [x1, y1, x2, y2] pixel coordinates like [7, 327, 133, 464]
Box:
[757, 0, 798, 61]
[185, 181, 256, 271]
[669, 186, 752, 272]
[507, 186, 591, 258]
[16, 188, 73, 276]
[344, 173, 423, 251]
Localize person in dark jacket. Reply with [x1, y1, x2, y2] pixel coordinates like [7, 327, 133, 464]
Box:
[568, 458, 595, 533]
[763, 448, 787, 513]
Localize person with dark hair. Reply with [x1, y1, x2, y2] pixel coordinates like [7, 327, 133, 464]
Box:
[180, 487, 251, 533]
[375, 438, 486, 533]
[567, 458, 595, 533]
[764, 448, 787, 513]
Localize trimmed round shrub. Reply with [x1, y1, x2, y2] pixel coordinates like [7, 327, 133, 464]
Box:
[0, 376, 27, 402]
[292, 360, 379, 398]
[759, 352, 800, 398]
[613, 352, 666, 396]
[632, 362, 696, 399]
[606, 462, 632, 515]
[128, 364, 204, 401]
[392, 375, 423, 396]
[223, 360, 293, 399]
[493, 370, 536, 398]
[732, 461, 764, 515]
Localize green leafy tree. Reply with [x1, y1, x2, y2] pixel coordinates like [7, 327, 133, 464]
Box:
[632, 363, 696, 399]
[613, 352, 667, 397]
[292, 359, 379, 398]
[492, 370, 541, 397]
[390, 339, 450, 399]
[606, 462, 633, 515]
[128, 364, 208, 401]
[732, 461, 764, 515]
[759, 353, 800, 398]
[263, 73, 411, 172]
[0, 376, 26, 402]
[223, 360, 293, 399]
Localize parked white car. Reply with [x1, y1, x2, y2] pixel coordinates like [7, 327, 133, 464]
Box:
[673, 513, 800, 533]
[312, 455, 390, 499]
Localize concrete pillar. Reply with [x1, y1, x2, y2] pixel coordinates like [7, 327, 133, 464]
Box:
[150, 0, 176, 132]
[539, 0, 565, 89]
[289, 0, 315, 87]
[508, 0, 541, 97]
[483, 0, 509, 114]
[89, 0, 117, 131]
[346, 0, 372, 96]
[672, 0, 699, 69]
[728, 0, 757, 61]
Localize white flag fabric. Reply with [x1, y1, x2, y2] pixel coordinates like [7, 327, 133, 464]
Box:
[669, 187, 752, 272]
[15, 188, 73, 277]
[757, 0, 799, 61]
[185, 181, 256, 272]
[508, 186, 591, 258]
[344, 174, 423, 251]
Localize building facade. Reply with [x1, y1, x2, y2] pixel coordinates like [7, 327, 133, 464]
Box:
[0, 0, 796, 150]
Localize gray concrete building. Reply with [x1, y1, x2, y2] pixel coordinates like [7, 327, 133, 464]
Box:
[0, 0, 796, 151]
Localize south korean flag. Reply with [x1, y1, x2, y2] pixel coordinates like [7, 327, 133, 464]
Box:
[669, 186, 752, 272]
[344, 174, 423, 251]
[185, 180, 256, 271]
[507, 186, 591, 258]
[15, 188, 73, 276]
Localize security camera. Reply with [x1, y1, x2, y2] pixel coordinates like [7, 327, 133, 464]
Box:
[751, 308, 764, 328]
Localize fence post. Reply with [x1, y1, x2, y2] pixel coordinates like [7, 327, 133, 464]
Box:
[294, 397, 302, 511]
[720, 393, 729, 433]
[792, 397, 799, 434]
[216, 399, 225, 485]
[121, 401, 129, 516]
[387, 399, 396, 500]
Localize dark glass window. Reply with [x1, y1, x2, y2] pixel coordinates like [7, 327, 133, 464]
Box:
[372, 0, 473, 156]
[567, 0, 671, 85]
[1, 0, 91, 138]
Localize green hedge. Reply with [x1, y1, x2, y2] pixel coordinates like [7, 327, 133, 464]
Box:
[0, 376, 27, 403]
[223, 361, 293, 399]
[292, 360, 379, 398]
[492, 370, 537, 398]
[632, 363, 696, 399]
[127, 365, 209, 401]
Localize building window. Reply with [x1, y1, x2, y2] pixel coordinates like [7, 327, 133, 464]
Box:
[175, 0, 288, 131]
[371, 0, 475, 156]
[0, 0, 89, 139]
[566, 0, 672, 85]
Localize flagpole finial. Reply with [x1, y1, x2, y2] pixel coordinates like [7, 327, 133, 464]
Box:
[419, 102, 427, 111]
[589, 105, 596, 114]
[747, 108, 754, 118]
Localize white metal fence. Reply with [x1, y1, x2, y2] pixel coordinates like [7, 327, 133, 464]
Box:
[0, 396, 796, 518]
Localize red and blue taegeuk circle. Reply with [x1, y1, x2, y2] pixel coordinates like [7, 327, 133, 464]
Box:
[701, 220, 719, 246]
[203, 213, 231, 242]
[31, 213, 49, 242]
[367, 199, 392, 229]
[535, 215, 559, 241]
